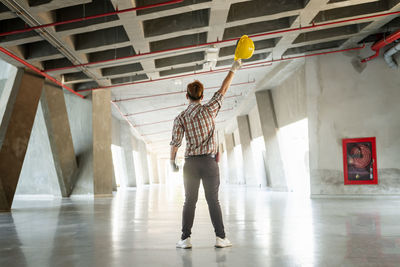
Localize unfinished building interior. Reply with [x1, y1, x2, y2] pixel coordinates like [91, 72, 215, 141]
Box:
[1, 0, 400, 266]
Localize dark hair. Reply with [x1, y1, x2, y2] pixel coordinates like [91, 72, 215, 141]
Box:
[187, 80, 204, 101]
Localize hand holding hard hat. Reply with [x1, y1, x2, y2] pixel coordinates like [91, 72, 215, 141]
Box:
[234, 35, 255, 61]
[229, 35, 255, 73]
[230, 59, 242, 73]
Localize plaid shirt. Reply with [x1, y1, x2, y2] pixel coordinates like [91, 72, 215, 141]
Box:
[170, 92, 223, 157]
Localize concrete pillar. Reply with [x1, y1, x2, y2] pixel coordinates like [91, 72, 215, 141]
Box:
[224, 133, 237, 184]
[237, 115, 258, 186]
[120, 123, 137, 187]
[139, 141, 150, 185]
[0, 70, 44, 211]
[217, 131, 228, 183]
[151, 153, 159, 184]
[255, 90, 288, 191]
[92, 89, 113, 196]
[158, 159, 167, 184]
[41, 82, 78, 197]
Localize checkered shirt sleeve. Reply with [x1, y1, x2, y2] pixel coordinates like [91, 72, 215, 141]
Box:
[204, 92, 223, 117]
[170, 116, 184, 147]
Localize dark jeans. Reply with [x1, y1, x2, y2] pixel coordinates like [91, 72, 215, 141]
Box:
[181, 156, 225, 240]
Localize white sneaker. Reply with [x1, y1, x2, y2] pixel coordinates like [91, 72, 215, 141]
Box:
[176, 237, 192, 249]
[215, 237, 232, 248]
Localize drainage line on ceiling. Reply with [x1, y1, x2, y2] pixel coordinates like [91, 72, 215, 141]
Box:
[0, 0, 184, 37]
[0, 46, 85, 98]
[43, 10, 400, 73]
[113, 81, 255, 103]
[78, 45, 365, 93]
[384, 42, 400, 68]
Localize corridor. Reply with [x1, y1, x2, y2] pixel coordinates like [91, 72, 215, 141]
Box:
[1, 185, 400, 267]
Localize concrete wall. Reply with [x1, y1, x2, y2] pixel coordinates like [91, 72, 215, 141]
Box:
[248, 104, 263, 139]
[64, 93, 94, 196]
[15, 91, 93, 197]
[305, 53, 400, 196]
[111, 116, 121, 146]
[0, 61, 17, 125]
[16, 104, 60, 196]
[271, 65, 307, 128]
[111, 117, 153, 187]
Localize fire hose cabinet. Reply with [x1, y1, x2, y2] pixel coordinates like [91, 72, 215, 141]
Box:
[342, 137, 378, 185]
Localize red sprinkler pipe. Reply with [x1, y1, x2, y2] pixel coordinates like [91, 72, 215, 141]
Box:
[125, 104, 186, 117]
[111, 100, 146, 140]
[0, 0, 184, 38]
[124, 94, 241, 117]
[113, 81, 255, 103]
[143, 120, 226, 136]
[78, 45, 364, 93]
[78, 64, 270, 92]
[129, 107, 234, 122]
[143, 130, 171, 136]
[361, 29, 400, 63]
[244, 44, 366, 67]
[135, 119, 173, 127]
[0, 46, 85, 98]
[44, 10, 400, 73]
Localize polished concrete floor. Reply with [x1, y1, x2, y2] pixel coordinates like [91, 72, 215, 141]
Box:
[1, 185, 400, 267]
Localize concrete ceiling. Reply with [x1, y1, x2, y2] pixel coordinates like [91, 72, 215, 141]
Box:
[1, 0, 400, 155]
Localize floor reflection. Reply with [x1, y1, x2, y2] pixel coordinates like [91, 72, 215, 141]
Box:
[1, 186, 400, 266]
[0, 214, 27, 267]
[345, 213, 400, 266]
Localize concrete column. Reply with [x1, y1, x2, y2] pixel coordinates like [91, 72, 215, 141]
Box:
[217, 131, 228, 183]
[224, 133, 237, 184]
[255, 90, 288, 191]
[41, 82, 78, 197]
[237, 115, 258, 186]
[158, 159, 167, 184]
[139, 141, 150, 185]
[92, 89, 113, 196]
[120, 123, 137, 187]
[0, 70, 44, 211]
[151, 153, 159, 184]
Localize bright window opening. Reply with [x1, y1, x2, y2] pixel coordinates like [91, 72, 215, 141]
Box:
[278, 118, 310, 196]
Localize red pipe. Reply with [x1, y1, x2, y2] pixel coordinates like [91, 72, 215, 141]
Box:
[143, 130, 171, 136]
[77, 67, 237, 92]
[143, 120, 226, 136]
[126, 104, 186, 117]
[0, 47, 85, 99]
[113, 81, 255, 103]
[78, 45, 364, 93]
[123, 96, 238, 118]
[111, 101, 146, 140]
[361, 29, 400, 63]
[124, 94, 241, 118]
[0, 0, 184, 37]
[135, 119, 173, 127]
[131, 107, 234, 125]
[44, 10, 400, 73]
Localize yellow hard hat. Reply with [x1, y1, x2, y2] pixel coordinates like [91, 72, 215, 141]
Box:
[234, 35, 255, 61]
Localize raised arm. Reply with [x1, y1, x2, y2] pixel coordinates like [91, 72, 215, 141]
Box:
[218, 59, 242, 96]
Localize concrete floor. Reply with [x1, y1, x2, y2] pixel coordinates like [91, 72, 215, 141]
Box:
[1, 185, 400, 267]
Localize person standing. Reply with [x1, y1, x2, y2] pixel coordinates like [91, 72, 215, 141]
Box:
[170, 59, 242, 249]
